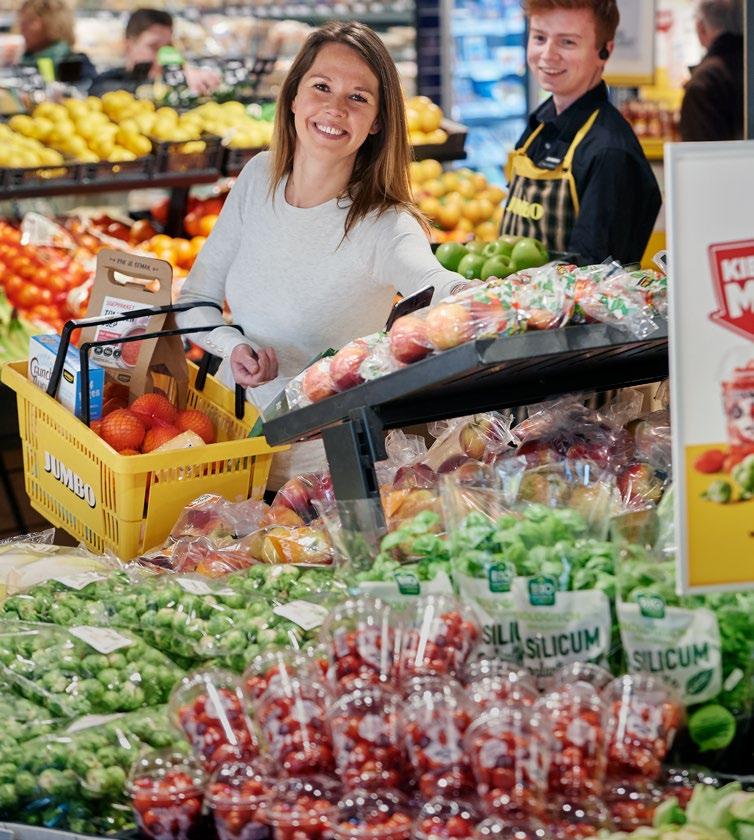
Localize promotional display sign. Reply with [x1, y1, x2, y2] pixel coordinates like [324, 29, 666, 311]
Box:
[666, 142, 754, 593]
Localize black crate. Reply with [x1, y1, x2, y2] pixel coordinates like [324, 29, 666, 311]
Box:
[152, 135, 224, 175]
[221, 144, 266, 177]
[413, 118, 468, 162]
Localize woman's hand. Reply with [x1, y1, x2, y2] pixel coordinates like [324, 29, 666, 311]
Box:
[230, 344, 279, 387]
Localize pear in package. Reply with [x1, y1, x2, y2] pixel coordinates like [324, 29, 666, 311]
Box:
[79, 248, 187, 406]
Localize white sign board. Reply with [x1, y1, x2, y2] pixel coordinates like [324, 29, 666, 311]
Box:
[666, 141, 754, 593]
[604, 0, 656, 86]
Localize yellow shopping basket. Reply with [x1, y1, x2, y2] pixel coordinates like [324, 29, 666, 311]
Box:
[1, 358, 285, 560]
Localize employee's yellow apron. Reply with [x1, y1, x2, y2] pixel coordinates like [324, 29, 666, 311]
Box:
[501, 109, 600, 254]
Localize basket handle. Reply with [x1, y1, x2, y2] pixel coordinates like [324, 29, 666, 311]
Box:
[49, 300, 223, 400]
[194, 351, 247, 421]
[77, 322, 247, 427]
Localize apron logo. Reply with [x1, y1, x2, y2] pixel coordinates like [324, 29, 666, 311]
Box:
[708, 239, 754, 340]
[507, 196, 545, 221]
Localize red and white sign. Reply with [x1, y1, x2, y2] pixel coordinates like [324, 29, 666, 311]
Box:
[708, 239, 754, 340]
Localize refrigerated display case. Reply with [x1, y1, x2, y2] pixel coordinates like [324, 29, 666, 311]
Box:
[444, 0, 528, 183]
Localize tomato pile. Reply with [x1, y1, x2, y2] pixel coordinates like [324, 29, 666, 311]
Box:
[0, 220, 89, 332]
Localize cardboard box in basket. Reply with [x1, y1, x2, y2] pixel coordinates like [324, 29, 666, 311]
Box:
[80, 248, 187, 406]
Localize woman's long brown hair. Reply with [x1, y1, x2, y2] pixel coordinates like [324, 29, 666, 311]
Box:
[269, 20, 427, 239]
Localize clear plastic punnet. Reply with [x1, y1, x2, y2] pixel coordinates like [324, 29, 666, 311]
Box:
[534, 683, 608, 801]
[330, 789, 414, 840]
[327, 685, 407, 791]
[254, 674, 334, 776]
[320, 597, 403, 691]
[541, 795, 612, 838]
[399, 595, 480, 680]
[265, 775, 341, 840]
[169, 669, 259, 772]
[206, 759, 274, 840]
[403, 675, 477, 798]
[553, 662, 613, 694]
[127, 748, 206, 840]
[473, 816, 546, 839]
[463, 659, 539, 710]
[413, 796, 481, 839]
[464, 704, 551, 821]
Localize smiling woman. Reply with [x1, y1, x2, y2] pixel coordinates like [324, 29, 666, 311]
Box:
[175, 21, 461, 489]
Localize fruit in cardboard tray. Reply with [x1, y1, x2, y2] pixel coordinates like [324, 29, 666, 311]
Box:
[457, 253, 486, 280]
[176, 409, 215, 444]
[130, 393, 178, 429]
[330, 341, 370, 391]
[425, 303, 473, 351]
[510, 237, 549, 271]
[389, 314, 432, 364]
[101, 408, 146, 452]
[302, 359, 337, 403]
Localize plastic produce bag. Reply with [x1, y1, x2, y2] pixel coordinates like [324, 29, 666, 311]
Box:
[1, 705, 183, 835]
[267, 472, 335, 526]
[0, 693, 61, 763]
[0, 621, 183, 718]
[423, 412, 516, 473]
[169, 493, 270, 542]
[2, 543, 117, 597]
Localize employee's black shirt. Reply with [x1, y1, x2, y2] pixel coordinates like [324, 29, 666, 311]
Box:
[515, 82, 662, 265]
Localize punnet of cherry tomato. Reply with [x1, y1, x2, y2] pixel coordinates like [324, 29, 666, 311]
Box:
[124, 596, 692, 840]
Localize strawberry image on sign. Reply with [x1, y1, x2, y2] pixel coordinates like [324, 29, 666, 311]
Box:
[708, 239, 754, 340]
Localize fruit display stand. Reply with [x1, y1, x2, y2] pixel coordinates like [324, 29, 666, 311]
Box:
[263, 320, 669, 504]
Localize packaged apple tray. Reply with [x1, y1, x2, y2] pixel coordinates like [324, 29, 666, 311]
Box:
[0, 301, 281, 561]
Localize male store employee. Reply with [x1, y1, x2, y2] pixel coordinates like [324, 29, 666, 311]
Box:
[501, 0, 661, 265]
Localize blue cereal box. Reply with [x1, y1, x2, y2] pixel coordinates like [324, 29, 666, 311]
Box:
[28, 334, 105, 420]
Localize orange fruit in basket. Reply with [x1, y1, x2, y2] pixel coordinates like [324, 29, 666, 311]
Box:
[101, 409, 146, 452]
[198, 214, 219, 237]
[176, 408, 215, 444]
[90, 419, 103, 436]
[104, 380, 129, 402]
[118, 448, 141, 456]
[102, 396, 128, 417]
[142, 424, 180, 453]
[131, 392, 178, 429]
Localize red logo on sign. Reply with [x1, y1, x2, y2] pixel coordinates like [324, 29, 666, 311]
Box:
[708, 239, 754, 341]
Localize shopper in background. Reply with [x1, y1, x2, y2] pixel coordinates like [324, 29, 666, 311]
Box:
[89, 8, 219, 97]
[17, 0, 96, 84]
[176, 21, 460, 488]
[501, 0, 661, 265]
[680, 0, 744, 141]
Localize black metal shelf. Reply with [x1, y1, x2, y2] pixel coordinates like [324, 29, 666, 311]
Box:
[262, 321, 669, 506]
[264, 320, 669, 445]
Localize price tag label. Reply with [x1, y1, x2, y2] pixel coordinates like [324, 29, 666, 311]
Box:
[52, 571, 107, 590]
[70, 626, 134, 654]
[273, 600, 329, 631]
[176, 578, 235, 597]
[67, 713, 124, 734]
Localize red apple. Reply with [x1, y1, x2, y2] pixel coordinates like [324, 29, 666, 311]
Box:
[302, 359, 336, 403]
[425, 303, 474, 351]
[389, 314, 432, 363]
[617, 462, 664, 505]
[469, 295, 509, 337]
[330, 341, 369, 392]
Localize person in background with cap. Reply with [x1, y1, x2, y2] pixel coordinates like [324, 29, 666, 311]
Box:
[500, 0, 661, 266]
[680, 0, 743, 141]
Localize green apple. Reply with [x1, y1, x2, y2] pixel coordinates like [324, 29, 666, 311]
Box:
[511, 237, 549, 270]
[483, 234, 521, 260]
[465, 240, 486, 255]
[435, 242, 469, 272]
[480, 255, 515, 281]
[457, 253, 486, 280]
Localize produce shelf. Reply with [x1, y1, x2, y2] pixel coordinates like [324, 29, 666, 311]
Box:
[264, 320, 669, 444]
[263, 320, 669, 505]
